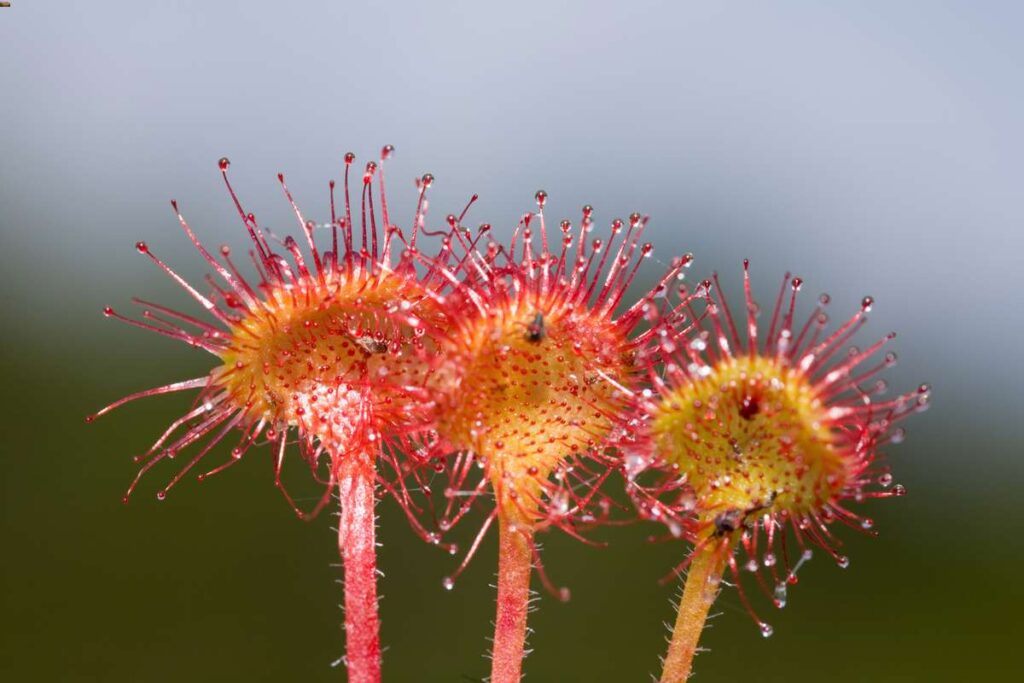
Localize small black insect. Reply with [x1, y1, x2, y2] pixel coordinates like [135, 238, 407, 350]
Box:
[713, 493, 778, 536]
[525, 312, 545, 343]
[713, 508, 744, 536]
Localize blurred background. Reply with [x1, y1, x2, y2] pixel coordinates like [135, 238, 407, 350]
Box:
[1, 1, 1021, 680]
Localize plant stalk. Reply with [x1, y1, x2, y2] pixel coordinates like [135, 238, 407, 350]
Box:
[659, 541, 727, 683]
[490, 515, 534, 683]
[336, 456, 381, 683]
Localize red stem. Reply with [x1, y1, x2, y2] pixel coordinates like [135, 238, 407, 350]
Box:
[490, 517, 534, 683]
[336, 457, 381, 683]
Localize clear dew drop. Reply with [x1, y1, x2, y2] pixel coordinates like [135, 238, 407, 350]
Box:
[836, 555, 851, 569]
[760, 622, 774, 638]
[773, 583, 788, 609]
[441, 576, 455, 590]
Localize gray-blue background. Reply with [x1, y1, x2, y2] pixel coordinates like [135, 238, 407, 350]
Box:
[2, 2, 1021, 680]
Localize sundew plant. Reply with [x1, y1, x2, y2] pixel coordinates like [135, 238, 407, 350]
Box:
[90, 148, 928, 682]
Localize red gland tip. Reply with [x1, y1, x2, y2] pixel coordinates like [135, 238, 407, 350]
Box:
[381, 144, 395, 160]
[135, 242, 148, 254]
[218, 157, 230, 171]
[103, 306, 114, 317]
[344, 151, 355, 164]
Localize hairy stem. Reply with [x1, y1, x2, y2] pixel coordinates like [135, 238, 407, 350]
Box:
[490, 516, 534, 683]
[659, 542, 727, 683]
[336, 456, 381, 683]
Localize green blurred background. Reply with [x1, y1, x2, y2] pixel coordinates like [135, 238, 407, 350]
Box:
[2, 1, 1022, 680]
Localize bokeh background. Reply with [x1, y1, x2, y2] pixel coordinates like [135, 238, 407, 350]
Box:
[2, 1, 1021, 680]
